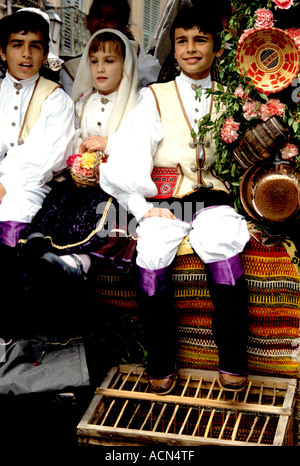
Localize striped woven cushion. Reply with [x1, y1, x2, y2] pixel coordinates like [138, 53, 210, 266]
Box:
[91, 236, 300, 378]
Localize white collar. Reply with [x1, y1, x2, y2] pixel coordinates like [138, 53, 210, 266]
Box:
[177, 72, 212, 89]
[97, 90, 118, 104]
[6, 71, 40, 90]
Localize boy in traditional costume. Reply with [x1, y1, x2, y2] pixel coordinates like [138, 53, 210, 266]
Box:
[99, 7, 250, 393]
[0, 10, 74, 316]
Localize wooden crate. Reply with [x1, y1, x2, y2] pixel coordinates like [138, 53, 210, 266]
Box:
[77, 364, 297, 447]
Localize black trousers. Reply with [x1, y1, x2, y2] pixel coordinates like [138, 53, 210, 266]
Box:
[207, 273, 249, 375]
[138, 188, 249, 378]
[137, 266, 249, 378]
[137, 268, 177, 379]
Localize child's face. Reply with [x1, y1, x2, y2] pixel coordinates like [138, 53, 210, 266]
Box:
[174, 27, 223, 80]
[90, 48, 124, 95]
[0, 30, 47, 81]
[87, 5, 124, 35]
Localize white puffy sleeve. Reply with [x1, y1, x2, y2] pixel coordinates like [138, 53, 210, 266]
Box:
[100, 87, 164, 222]
[0, 88, 75, 193]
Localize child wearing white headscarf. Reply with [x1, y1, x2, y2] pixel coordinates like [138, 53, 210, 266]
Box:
[21, 29, 139, 279]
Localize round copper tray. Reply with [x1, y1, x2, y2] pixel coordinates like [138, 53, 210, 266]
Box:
[240, 160, 300, 223]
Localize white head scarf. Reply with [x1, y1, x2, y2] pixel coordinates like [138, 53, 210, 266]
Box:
[17, 7, 64, 70]
[72, 28, 140, 135]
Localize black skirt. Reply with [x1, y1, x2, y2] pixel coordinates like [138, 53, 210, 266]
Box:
[19, 176, 119, 255]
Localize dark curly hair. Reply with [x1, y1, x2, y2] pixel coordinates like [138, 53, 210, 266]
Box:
[0, 11, 50, 55]
[170, 6, 224, 53]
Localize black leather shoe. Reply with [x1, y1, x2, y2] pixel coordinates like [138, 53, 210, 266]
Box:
[40, 252, 86, 280]
[25, 232, 51, 258]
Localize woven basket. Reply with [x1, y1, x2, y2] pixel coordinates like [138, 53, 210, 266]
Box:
[70, 151, 102, 188]
[236, 27, 300, 94]
[233, 116, 289, 170]
[70, 171, 99, 188]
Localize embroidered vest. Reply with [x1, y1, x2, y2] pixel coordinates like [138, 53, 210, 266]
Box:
[149, 81, 229, 198]
[18, 77, 61, 144]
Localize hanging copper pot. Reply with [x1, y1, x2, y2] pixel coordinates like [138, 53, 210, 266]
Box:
[240, 157, 300, 223]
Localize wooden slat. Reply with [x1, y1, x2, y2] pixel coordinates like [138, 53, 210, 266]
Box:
[118, 365, 296, 390]
[77, 423, 261, 447]
[96, 387, 292, 416]
[273, 381, 297, 446]
[126, 384, 150, 429]
[114, 371, 144, 428]
[218, 391, 238, 440]
[165, 375, 191, 434]
[231, 382, 252, 441]
[140, 401, 155, 431]
[178, 377, 203, 435]
[204, 386, 224, 438]
[192, 378, 218, 436]
[100, 369, 133, 426]
[245, 382, 264, 443]
[153, 403, 167, 432]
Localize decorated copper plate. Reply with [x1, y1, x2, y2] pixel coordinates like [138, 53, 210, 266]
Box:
[236, 28, 300, 94]
[240, 160, 300, 223]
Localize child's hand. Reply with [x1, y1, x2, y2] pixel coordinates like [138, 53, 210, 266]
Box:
[79, 136, 108, 154]
[143, 207, 176, 220]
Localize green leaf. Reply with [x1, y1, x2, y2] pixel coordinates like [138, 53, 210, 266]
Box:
[258, 93, 268, 102]
[254, 102, 261, 113]
[223, 32, 233, 43]
[293, 121, 299, 133]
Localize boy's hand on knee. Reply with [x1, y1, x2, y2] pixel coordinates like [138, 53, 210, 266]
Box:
[143, 207, 175, 220]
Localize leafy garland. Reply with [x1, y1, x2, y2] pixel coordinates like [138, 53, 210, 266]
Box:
[192, 0, 300, 210]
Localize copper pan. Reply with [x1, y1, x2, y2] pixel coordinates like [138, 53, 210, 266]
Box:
[240, 158, 300, 223]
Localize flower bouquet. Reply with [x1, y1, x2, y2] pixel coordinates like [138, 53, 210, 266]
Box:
[67, 151, 104, 188]
[192, 0, 300, 213]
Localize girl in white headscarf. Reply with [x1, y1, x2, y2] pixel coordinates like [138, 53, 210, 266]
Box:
[21, 29, 139, 280]
[72, 28, 139, 150]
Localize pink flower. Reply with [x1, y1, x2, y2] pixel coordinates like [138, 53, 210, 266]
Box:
[285, 27, 300, 47]
[221, 117, 241, 143]
[234, 84, 248, 102]
[260, 98, 285, 121]
[238, 28, 254, 44]
[242, 98, 285, 122]
[255, 8, 274, 29]
[280, 143, 299, 159]
[242, 99, 261, 120]
[67, 154, 79, 166]
[72, 156, 93, 177]
[273, 0, 294, 9]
